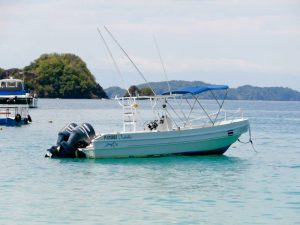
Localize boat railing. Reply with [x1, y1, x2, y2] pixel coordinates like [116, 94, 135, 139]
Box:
[224, 108, 244, 122]
[0, 108, 11, 117]
[114, 94, 245, 131]
[0, 105, 29, 118]
[187, 108, 244, 126]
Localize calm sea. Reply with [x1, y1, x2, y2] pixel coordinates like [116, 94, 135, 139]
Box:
[0, 99, 299, 225]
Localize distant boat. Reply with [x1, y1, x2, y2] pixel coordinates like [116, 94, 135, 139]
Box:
[46, 85, 250, 158]
[0, 105, 32, 126]
[0, 77, 38, 108]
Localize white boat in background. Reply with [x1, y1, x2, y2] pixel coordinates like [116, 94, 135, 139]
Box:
[0, 77, 38, 108]
[46, 85, 250, 159]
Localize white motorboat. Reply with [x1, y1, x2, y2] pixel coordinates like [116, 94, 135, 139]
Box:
[0, 77, 38, 108]
[45, 27, 250, 159]
[83, 86, 249, 158]
[46, 85, 250, 158]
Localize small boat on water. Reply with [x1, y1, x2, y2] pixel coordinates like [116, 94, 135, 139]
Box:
[0, 77, 38, 108]
[0, 105, 32, 126]
[46, 85, 250, 158]
[46, 27, 250, 159]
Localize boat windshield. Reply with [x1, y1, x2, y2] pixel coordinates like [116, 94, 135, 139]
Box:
[0, 79, 23, 90]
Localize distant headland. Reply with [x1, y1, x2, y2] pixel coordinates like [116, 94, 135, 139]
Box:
[1, 53, 300, 101]
[105, 80, 300, 101]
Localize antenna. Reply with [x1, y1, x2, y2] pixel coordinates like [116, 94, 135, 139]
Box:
[103, 26, 156, 96]
[153, 36, 171, 94]
[97, 27, 131, 97]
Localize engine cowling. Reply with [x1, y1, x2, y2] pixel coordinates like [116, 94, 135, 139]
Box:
[46, 123, 96, 158]
[56, 123, 78, 145]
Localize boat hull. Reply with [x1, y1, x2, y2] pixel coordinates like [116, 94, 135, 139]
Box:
[0, 97, 38, 108]
[0, 117, 29, 126]
[82, 118, 249, 159]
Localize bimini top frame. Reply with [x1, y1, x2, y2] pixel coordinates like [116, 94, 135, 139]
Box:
[160, 85, 229, 127]
[115, 85, 229, 132]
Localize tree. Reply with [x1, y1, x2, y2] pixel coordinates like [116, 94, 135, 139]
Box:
[0, 67, 4, 77]
[140, 87, 154, 96]
[124, 85, 140, 97]
[23, 53, 108, 98]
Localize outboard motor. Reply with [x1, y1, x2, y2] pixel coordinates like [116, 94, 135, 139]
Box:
[46, 123, 96, 158]
[56, 123, 78, 145]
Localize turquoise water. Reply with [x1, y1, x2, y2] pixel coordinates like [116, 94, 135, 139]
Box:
[0, 99, 299, 225]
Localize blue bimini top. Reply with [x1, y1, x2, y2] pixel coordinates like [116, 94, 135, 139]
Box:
[162, 85, 229, 95]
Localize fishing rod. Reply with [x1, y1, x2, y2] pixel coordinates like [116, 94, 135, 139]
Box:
[97, 27, 131, 97]
[153, 36, 171, 94]
[103, 26, 156, 96]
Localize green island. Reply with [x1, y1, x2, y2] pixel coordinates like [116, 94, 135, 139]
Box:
[1, 53, 300, 101]
[0, 53, 108, 99]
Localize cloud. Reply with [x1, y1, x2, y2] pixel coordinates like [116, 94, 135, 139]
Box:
[99, 55, 287, 75]
[109, 18, 262, 35]
[167, 57, 284, 74]
[1, 0, 299, 36]
[1, 0, 299, 89]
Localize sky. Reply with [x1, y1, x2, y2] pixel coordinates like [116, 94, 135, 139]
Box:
[1, 0, 300, 90]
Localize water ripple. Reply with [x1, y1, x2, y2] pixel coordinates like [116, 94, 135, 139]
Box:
[1, 99, 300, 225]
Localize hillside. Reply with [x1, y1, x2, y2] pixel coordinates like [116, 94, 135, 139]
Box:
[104, 86, 126, 98]
[104, 80, 300, 101]
[227, 85, 300, 101]
[0, 53, 108, 99]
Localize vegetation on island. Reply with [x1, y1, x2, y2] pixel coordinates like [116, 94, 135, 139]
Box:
[105, 85, 155, 98]
[2, 55, 300, 101]
[227, 85, 300, 101]
[105, 80, 300, 101]
[124, 85, 155, 97]
[0, 53, 108, 99]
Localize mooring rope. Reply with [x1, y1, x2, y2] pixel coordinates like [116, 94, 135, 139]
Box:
[238, 125, 257, 153]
